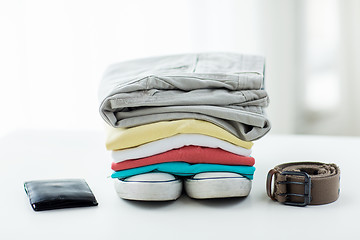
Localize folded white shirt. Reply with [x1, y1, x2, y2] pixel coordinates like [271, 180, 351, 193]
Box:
[111, 133, 252, 163]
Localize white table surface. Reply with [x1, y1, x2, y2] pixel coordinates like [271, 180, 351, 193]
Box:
[0, 130, 359, 239]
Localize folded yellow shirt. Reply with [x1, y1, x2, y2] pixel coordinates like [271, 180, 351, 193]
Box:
[105, 119, 253, 150]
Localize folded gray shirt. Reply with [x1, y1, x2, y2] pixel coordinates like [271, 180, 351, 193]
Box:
[98, 53, 270, 141]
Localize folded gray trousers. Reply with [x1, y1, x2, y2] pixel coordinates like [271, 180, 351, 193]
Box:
[98, 53, 270, 141]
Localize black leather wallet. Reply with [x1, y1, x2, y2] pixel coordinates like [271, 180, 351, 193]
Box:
[24, 179, 98, 211]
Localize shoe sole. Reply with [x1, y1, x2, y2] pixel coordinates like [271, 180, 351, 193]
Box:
[114, 178, 182, 201]
[185, 173, 252, 199]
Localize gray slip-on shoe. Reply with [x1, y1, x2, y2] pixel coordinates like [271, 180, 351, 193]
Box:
[184, 172, 252, 199]
[114, 172, 182, 201]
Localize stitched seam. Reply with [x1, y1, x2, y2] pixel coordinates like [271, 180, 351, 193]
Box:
[109, 74, 259, 93]
[192, 54, 199, 72]
[239, 91, 248, 101]
[107, 71, 262, 90]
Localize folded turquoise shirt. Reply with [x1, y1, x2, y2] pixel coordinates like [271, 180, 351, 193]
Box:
[111, 162, 255, 180]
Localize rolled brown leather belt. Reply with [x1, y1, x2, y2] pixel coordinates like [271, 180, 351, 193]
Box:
[266, 162, 340, 206]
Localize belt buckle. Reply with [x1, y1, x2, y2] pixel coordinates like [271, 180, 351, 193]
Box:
[278, 171, 312, 206]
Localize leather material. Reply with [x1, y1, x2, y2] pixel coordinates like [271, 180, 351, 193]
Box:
[267, 162, 340, 205]
[24, 179, 98, 211]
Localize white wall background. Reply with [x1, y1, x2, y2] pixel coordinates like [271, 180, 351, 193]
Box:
[1, 0, 359, 137]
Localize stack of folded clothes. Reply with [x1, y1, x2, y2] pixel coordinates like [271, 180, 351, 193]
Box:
[98, 53, 270, 201]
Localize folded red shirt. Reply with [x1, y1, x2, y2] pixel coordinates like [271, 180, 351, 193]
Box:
[111, 145, 255, 171]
